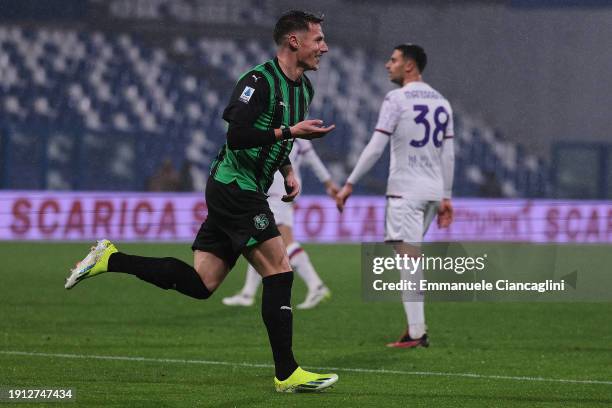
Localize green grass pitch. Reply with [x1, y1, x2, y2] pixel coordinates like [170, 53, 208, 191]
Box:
[1, 242, 611, 407]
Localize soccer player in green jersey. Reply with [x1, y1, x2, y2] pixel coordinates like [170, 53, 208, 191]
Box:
[65, 10, 338, 393]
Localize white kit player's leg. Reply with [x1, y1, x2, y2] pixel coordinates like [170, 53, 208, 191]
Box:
[222, 264, 261, 306]
[241, 264, 261, 298]
[401, 201, 439, 339]
[287, 242, 331, 309]
[273, 197, 331, 310]
[288, 242, 322, 292]
[386, 199, 438, 348]
[399, 253, 427, 343]
[402, 262, 426, 339]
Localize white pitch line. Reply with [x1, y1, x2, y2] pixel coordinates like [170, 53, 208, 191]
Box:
[2, 350, 611, 386]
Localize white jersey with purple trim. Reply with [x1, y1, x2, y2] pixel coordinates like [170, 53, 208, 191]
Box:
[267, 139, 330, 197]
[375, 81, 454, 200]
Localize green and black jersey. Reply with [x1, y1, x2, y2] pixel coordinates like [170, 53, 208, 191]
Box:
[210, 57, 314, 193]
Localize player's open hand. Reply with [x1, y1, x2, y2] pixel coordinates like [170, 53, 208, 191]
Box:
[335, 183, 353, 212]
[290, 119, 335, 140]
[282, 173, 301, 202]
[437, 198, 454, 228]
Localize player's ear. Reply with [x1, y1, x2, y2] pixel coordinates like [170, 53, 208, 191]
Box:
[287, 33, 300, 50]
[405, 59, 415, 74]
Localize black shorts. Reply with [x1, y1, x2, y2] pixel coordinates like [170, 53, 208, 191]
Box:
[192, 177, 280, 269]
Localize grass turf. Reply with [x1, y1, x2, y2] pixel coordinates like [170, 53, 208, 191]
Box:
[0, 242, 611, 407]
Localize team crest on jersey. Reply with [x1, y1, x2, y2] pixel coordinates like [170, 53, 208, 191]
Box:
[239, 86, 255, 103]
[253, 213, 269, 230]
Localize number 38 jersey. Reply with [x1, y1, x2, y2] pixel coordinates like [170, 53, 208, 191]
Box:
[375, 81, 454, 200]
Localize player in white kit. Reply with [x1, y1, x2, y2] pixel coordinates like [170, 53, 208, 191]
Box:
[223, 139, 338, 309]
[336, 44, 455, 347]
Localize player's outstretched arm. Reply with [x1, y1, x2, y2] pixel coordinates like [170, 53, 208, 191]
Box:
[335, 131, 389, 212]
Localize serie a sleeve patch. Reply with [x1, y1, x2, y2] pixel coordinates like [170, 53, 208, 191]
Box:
[239, 86, 255, 103]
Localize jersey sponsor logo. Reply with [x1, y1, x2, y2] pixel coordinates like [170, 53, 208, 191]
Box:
[239, 86, 255, 103]
[253, 213, 269, 230]
[251, 74, 260, 82]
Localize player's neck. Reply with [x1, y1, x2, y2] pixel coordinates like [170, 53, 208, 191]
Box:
[276, 53, 304, 82]
[402, 75, 423, 87]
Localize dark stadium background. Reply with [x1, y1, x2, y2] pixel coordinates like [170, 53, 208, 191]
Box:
[1, 0, 611, 198]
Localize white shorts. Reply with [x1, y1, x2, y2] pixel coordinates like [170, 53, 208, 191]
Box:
[384, 198, 439, 243]
[268, 197, 294, 228]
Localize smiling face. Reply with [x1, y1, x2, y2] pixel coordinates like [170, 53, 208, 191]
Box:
[294, 23, 328, 71]
[385, 49, 410, 86]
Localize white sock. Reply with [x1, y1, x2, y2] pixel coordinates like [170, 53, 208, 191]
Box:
[286, 242, 323, 292]
[240, 264, 261, 298]
[404, 302, 426, 339]
[401, 261, 426, 338]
